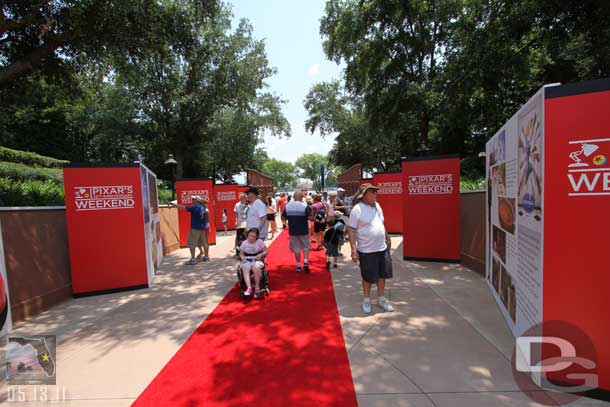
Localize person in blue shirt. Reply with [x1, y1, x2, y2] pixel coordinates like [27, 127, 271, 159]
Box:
[172, 195, 210, 265]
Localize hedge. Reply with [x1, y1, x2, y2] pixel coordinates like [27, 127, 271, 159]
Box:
[0, 161, 63, 182]
[0, 178, 65, 206]
[0, 146, 69, 169]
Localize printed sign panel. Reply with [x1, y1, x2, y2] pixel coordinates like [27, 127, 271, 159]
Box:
[214, 185, 247, 232]
[63, 165, 149, 295]
[543, 84, 610, 392]
[402, 157, 461, 261]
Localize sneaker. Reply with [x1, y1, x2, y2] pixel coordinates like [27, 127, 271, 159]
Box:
[186, 258, 198, 265]
[244, 287, 253, 296]
[378, 297, 395, 312]
[362, 299, 372, 314]
[296, 266, 302, 273]
[333, 263, 338, 268]
[202, 256, 210, 262]
[326, 261, 331, 268]
[303, 264, 310, 273]
[254, 288, 261, 299]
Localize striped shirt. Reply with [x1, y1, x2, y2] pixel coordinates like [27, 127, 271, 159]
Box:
[282, 201, 312, 236]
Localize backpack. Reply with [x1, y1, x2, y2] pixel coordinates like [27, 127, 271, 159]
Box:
[314, 206, 326, 223]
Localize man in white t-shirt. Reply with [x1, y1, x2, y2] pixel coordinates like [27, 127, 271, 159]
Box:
[245, 186, 269, 240]
[348, 183, 394, 314]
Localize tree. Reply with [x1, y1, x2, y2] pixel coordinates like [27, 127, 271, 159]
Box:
[0, 0, 221, 86]
[0, 1, 290, 181]
[295, 153, 332, 190]
[315, 0, 610, 178]
[262, 158, 296, 190]
[304, 81, 397, 172]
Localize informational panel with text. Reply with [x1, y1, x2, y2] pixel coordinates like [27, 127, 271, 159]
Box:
[64, 164, 154, 296]
[402, 156, 460, 261]
[175, 179, 216, 246]
[487, 79, 610, 394]
[486, 87, 544, 338]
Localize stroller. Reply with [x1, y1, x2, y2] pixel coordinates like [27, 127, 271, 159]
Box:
[236, 252, 270, 299]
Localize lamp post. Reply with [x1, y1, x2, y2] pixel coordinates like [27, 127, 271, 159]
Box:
[164, 154, 178, 200]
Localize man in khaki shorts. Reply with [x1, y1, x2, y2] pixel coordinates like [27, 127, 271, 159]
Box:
[172, 195, 210, 265]
[282, 191, 313, 273]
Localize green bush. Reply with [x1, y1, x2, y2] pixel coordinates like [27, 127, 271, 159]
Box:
[460, 177, 486, 191]
[0, 146, 69, 168]
[158, 187, 173, 203]
[0, 178, 65, 206]
[0, 161, 63, 182]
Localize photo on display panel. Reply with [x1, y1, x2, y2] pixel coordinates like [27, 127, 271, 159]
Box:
[517, 96, 543, 220]
[492, 225, 506, 264]
[498, 197, 516, 234]
[492, 163, 506, 196]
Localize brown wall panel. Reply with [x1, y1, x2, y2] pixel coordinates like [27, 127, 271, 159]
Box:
[338, 164, 362, 197]
[0, 209, 72, 323]
[159, 206, 180, 255]
[460, 191, 486, 274]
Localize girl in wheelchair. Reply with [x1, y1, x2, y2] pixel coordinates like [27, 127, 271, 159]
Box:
[238, 228, 268, 298]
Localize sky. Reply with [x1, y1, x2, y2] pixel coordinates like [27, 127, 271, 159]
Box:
[230, 0, 343, 164]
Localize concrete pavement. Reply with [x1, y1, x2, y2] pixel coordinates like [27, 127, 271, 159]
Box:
[1, 232, 607, 406]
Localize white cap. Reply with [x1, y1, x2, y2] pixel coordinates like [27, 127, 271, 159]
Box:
[337, 188, 346, 192]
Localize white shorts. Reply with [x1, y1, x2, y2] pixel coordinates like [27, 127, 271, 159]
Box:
[241, 261, 264, 272]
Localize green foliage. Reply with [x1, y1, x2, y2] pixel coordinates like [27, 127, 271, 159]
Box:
[295, 153, 335, 190]
[0, 161, 63, 182]
[158, 187, 173, 203]
[460, 178, 486, 192]
[262, 159, 296, 190]
[0, 146, 68, 168]
[0, 1, 289, 182]
[312, 0, 610, 178]
[0, 178, 65, 206]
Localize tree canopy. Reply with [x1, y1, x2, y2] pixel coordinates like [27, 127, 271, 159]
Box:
[0, 1, 289, 180]
[306, 0, 610, 176]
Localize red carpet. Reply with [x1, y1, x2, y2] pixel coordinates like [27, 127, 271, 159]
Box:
[132, 230, 357, 407]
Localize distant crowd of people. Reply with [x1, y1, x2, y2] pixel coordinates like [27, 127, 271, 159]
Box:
[173, 184, 394, 313]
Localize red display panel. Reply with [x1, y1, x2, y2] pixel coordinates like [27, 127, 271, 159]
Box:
[360, 172, 403, 234]
[402, 157, 460, 261]
[213, 185, 247, 232]
[543, 87, 610, 392]
[63, 165, 149, 295]
[176, 179, 216, 246]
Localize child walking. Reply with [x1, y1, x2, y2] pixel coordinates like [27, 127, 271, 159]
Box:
[323, 218, 344, 269]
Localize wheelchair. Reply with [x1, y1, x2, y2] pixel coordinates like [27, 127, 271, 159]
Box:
[236, 255, 270, 299]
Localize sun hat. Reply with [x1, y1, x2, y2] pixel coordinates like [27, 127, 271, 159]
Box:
[353, 183, 379, 201]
